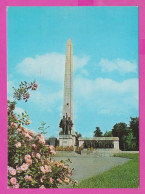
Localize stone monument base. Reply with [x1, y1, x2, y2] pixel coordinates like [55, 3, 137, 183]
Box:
[59, 134, 76, 147]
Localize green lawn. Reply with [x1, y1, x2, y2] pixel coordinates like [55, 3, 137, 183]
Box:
[75, 153, 139, 188]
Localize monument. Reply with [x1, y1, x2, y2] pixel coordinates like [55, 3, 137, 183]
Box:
[58, 39, 119, 151]
[59, 38, 77, 147]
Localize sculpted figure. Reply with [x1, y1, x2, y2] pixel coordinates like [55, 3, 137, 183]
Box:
[67, 117, 73, 135]
[59, 114, 73, 135]
[59, 116, 67, 135]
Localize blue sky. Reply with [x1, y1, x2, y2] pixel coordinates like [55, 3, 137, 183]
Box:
[7, 6, 138, 138]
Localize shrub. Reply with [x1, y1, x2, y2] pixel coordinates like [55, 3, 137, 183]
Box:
[55, 146, 74, 151]
[8, 81, 77, 188]
[69, 145, 74, 151]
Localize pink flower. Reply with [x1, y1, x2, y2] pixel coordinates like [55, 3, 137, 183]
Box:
[44, 165, 52, 173]
[36, 153, 41, 159]
[17, 128, 22, 133]
[29, 130, 35, 136]
[10, 122, 18, 128]
[35, 159, 38, 163]
[32, 144, 36, 148]
[39, 139, 45, 145]
[37, 134, 45, 145]
[8, 167, 16, 176]
[25, 92, 30, 99]
[34, 83, 38, 88]
[24, 132, 33, 140]
[25, 175, 32, 181]
[40, 185, 45, 189]
[32, 83, 38, 90]
[25, 155, 31, 161]
[20, 163, 28, 171]
[57, 178, 62, 183]
[54, 161, 60, 167]
[10, 177, 17, 185]
[23, 127, 28, 132]
[49, 177, 53, 183]
[50, 150, 56, 156]
[49, 145, 55, 151]
[26, 159, 32, 165]
[16, 166, 22, 173]
[40, 166, 45, 173]
[15, 142, 21, 148]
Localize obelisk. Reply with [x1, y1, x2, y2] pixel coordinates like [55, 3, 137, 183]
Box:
[59, 39, 76, 147]
[63, 38, 73, 122]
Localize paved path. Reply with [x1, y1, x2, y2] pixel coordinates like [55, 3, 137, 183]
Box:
[54, 156, 130, 182]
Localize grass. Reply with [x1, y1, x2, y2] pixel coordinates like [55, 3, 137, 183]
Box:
[75, 153, 139, 188]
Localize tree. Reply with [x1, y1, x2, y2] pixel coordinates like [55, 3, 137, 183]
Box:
[75, 132, 82, 146]
[125, 131, 136, 150]
[129, 117, 139, 150]
[112, 122, 129, 150]
[93, 127, 103, 137]
[76, 132, 82, 138]
[38, 121, 49, 136]
[104, 130, 112, 137]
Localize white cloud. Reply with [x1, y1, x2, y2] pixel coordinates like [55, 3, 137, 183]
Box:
[75, 77, 138, 95]
[74, 77, 138, 115]
[16, 53, 90, 82]
[74, 55, 90, 70]
[98, 58, 137, 73]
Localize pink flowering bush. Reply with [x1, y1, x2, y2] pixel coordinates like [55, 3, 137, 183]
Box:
[8, 81, 77, 188]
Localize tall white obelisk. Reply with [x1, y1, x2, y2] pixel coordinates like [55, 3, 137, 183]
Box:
[63, 38, 73, 122]
[59, 39, 76, 147]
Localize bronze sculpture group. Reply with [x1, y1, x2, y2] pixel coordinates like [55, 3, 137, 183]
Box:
[59, 113, 73, 135]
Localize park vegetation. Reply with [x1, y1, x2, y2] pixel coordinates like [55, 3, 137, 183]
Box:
[93, 118, 139, 151]
[8, 81, 77, 188]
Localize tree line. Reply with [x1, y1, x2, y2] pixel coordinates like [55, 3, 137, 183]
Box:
[93, 117, 139, 151]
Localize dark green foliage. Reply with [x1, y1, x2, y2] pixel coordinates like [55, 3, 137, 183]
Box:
[76, 132, 82, 146]
[129, 117, 139, 150]
[104, 130, 112, 137]
[110, 118, 139, 151]
[93, 127, 103, 137]
[112, 122, 129, 150]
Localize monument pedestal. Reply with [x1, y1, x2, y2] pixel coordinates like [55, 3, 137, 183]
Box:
[59, 134, 76, 147]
